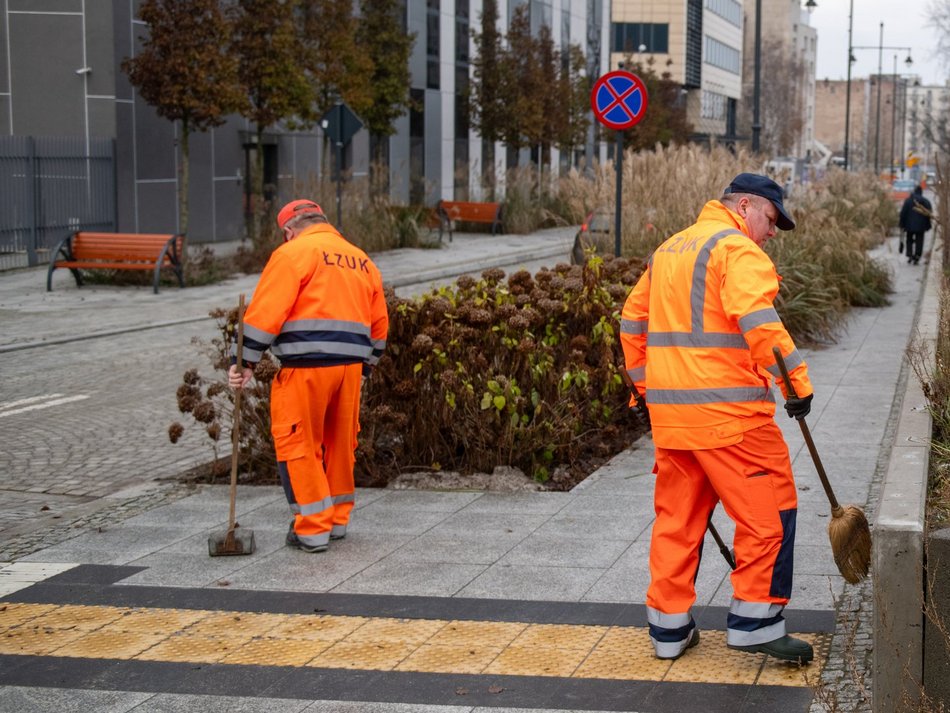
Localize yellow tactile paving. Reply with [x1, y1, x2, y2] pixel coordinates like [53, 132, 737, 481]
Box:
[0, 602, 58, 628]
[575, 628, 673, 680]
[396, 643, 504, 674]
[267, 614, 367, 641]
[427, 619, 527, 648]
[136, 634, 253, 663]
[221, 636, 330, 666]
[53, 630, 167, 659]
[28, 604, 127, 632]
[485, 644, 592, 677]
[663, 631, 761, 685]
[105, 607, 210, 634]
[511, 622, 608, 650]
[0, 625, 87, 655]
[311, 640, 418, 669]
[346, 616, 448, 645]
[0, 600, 829, 686]
[183, 611, 288, 638]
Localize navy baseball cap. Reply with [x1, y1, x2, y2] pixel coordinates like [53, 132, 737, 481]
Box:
[723, 173, 795, 231]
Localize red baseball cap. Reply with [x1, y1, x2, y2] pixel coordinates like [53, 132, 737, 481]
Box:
[276, 199, 324, 229]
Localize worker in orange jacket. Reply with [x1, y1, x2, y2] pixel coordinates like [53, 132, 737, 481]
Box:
[620, 173, 815, 663]
[229, 200, 389, 553]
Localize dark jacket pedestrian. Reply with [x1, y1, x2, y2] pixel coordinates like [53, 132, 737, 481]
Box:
[899, 186, 932, 265]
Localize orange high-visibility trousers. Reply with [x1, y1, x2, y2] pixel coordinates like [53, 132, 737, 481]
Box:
[646, 422, 798, 657]
[270, 363, 362, 549]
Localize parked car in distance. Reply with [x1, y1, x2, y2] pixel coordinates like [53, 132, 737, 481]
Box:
[889, 178, 917, 203]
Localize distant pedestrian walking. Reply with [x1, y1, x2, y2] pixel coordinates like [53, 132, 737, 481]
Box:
[899, 185, 932, 265]
[228, 200, 389, 553]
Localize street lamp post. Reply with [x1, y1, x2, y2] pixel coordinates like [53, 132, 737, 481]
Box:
[844, 0, 854, 169]
[847, 25, 912, 172]
[752, 0, 762, 152]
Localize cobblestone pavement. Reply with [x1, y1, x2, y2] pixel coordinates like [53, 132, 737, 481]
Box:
[0, 228, 927, 711]
[0, 229, 574, 556]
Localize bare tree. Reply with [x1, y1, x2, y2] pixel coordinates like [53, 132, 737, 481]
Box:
[122, 0, 243, 238]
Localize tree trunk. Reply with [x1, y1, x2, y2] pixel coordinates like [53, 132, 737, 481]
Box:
[178, 118, 190, 266]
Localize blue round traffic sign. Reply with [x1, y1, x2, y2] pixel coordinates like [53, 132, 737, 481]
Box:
[590, 71, 649, 131]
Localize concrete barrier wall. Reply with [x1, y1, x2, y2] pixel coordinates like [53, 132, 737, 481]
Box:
[924, 528, 950, 704]
[873, 239, 940, 713]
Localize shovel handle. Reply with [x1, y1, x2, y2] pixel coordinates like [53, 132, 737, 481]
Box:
[228, 295, 246, 531]
[772, 347, 840, 511]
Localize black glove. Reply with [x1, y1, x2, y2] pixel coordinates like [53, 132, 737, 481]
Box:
[784, 393, 813, 420]
[633, 401, 652, 430]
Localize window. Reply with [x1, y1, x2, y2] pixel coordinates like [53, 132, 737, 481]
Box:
[704, 36, 740, 74]
[701, 89, 726, 120]
[704, 0, 741, 26]
[610, 23, 669, 53]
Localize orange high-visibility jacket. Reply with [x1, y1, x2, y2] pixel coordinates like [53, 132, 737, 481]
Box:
[620, 200, 812, 450]
[238, 223, 388, 373]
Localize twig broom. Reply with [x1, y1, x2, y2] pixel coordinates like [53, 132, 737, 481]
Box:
[772, 347, 870, 583]
[208, 294, 256, 557]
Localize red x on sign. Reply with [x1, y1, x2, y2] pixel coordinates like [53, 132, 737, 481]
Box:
[590, 70, 649, 131]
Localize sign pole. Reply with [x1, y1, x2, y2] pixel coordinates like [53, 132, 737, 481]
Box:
[614, 130, 623, 257]
[335, 141, 344, 228]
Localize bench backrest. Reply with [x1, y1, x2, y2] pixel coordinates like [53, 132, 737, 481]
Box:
[440, 201, 501, 223]
[71, 232, 182, 263]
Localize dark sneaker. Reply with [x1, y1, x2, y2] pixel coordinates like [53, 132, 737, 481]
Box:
[286, 531, 328, 553]
[657, 628, 700, 660]
[729, 635, 814, 663]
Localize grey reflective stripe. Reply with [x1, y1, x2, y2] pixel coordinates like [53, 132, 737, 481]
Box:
[369, 338, 387, 365]
[648, 332, 748, 348]
[727, 619, 786, 646]
[282, 318, 371, 337]
[648, 229, 747, 350]
[241, 345, 266, 362]
[298, 495, 334, 516]
[621, 318, 648, 335]
[627, 366, 645, 382]
[726, 600, 787, 647]
[690, 230, 741, 332]
[332, 493, 355, 505]
[296, 530, 331, 547]
[730, 600, 785, 619]
[273, 341, 374, 359]
[738, 307, 780, 333]
[649, 386, 775, 405]
[647, 607, 691, 629]
[243, 323, 278, 344]
[766, 348, 805, 377]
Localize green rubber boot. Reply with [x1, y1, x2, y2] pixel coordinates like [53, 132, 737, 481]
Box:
[729, 635, 814, 663]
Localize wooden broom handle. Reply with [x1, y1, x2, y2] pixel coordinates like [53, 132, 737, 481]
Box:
[228, 294, 246, 531]
[772, 347, 841, 512]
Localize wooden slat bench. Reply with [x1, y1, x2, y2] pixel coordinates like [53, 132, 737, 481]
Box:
[437, 200, 503, 243]
[46, 231, 185, 294]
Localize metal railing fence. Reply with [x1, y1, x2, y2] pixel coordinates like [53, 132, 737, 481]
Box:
[0, 136, 115, 271]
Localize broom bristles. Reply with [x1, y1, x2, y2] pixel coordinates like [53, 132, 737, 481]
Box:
[828, 505, 872, 584]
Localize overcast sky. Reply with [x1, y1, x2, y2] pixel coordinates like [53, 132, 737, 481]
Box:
[806, 0, 946, 86]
